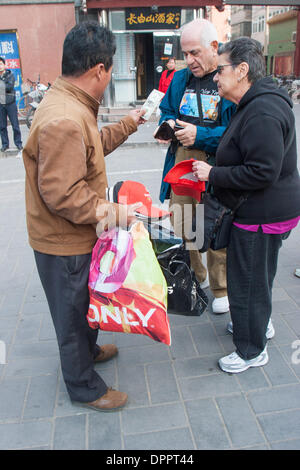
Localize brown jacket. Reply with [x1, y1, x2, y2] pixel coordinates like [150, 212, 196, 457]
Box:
[23, 76, 138, 256]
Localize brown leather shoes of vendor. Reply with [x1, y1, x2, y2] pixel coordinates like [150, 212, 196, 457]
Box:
[85, 388, 128, 412]
[94, 344, 118, 363]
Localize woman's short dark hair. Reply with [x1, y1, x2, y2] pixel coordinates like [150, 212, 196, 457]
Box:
[218, 37, 266, 84]
[62, 21, 116, 77]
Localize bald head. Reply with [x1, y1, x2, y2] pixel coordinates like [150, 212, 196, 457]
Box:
[180, 19, 219, 77]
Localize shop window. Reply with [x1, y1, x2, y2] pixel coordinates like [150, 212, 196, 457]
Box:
[110, 10, 126, 30]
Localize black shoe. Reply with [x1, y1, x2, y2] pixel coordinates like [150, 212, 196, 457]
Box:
[1, 146, 8, 152]
[16, 145, 23, 151]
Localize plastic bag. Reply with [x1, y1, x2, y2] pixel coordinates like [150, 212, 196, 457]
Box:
[87, 222, 171, 346]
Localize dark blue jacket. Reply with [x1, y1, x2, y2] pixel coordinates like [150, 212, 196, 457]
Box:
[158, 67, 236, 202]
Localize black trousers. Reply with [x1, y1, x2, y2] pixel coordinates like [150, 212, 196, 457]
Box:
[0, 102, 22, 148]
[34, 251, 108, 402]
[227, 226, 284, 360]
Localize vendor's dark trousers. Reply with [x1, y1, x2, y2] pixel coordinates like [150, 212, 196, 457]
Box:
[34, 251, 108, 403]
[227, 226, 283, 360]
[0, 102, 22, 148]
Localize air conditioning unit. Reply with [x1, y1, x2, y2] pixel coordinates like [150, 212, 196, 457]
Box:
[291, 31, 297, 43]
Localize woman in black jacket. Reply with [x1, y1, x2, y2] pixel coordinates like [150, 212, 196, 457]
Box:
[193, 37, 300, 373]
[0, 57, 22, 152]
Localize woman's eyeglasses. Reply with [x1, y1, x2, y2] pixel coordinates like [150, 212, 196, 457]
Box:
[216, 64, 233, 74]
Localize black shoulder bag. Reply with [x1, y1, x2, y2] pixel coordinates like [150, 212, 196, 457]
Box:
[198, 185, 249, 253]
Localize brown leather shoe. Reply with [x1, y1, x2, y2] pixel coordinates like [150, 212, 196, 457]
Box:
[94, 344, 118, 363]
[75, 388, 128, 412]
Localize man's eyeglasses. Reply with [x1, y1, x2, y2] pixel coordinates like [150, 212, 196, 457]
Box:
[216, 64, 233, 74]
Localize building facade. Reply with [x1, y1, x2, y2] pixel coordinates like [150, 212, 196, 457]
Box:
[84, 0, 224, 106]
[230, 5, 252, 40]
[267, 8, 298, 76]
[0, 0, 76, 99]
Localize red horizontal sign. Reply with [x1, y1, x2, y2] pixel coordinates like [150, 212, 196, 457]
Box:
[5, 58, 20, 69]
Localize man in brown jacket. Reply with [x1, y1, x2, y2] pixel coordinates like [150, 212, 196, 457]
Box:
[23, 22, 145, 412]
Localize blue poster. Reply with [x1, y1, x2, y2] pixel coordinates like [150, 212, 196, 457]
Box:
[0, 31, 23, 103]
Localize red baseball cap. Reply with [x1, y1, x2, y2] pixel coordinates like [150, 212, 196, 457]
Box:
[107, 181, 170, 220]
[164, 159, 206, 202]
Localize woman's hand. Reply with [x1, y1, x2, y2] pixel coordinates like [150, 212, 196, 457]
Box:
[192, 161, 212, 181]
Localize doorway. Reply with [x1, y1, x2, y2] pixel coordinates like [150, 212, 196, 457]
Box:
[135, 33, 154, 101]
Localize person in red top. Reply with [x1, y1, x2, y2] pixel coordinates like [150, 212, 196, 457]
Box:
[158, 57, 176, 94]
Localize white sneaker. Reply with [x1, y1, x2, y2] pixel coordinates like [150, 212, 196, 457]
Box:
[294, 268, 300, 278]
[219, 348, 269, 373]
[212, 296, 229, 314]
[227, 319, 275, 340]
[200, 275, 209, 289]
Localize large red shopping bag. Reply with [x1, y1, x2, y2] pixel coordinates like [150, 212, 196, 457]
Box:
[87, 222, 171, 346]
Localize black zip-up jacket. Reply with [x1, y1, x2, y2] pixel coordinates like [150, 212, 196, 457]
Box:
[209, 76, 300, 224]
[0, 70, 16, 105]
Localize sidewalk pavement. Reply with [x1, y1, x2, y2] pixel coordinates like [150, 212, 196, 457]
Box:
[0, 118, 162, 159]
[0, 118, 300, 450]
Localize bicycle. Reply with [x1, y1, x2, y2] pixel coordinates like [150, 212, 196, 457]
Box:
[17, 77, 40, 118]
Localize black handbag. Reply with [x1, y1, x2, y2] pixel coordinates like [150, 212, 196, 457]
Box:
[198, 186, 248, 253]
[157, 243, 208, 316]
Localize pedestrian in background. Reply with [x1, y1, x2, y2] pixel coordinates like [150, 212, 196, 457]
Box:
[0, 57, 23, 152]
[158, 57, 176, 94]
[193, 37, 300, 373]
[155, 19, 236, 314]
[23, 22, 145, 412]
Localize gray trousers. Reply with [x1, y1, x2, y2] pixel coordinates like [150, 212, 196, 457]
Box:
[34, 251, 108, 402]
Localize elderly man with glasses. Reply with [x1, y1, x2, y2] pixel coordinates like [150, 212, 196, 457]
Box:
[155, 18, 236, 314]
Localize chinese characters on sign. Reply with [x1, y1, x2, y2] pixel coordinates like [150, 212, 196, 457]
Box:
[125, 8, 181, 30]
[0, 31, 23, 103]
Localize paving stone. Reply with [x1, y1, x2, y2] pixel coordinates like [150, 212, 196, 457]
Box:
[174, 354, 222, 379]
[114, 331, 154, 348]
[179, 372, 240, 400]
[124, 427, 195, 450]
[4, 356, 59, 378]
[21, 301, 49, 316]
[0, 315, 18, 330]
[271, 439, 300, 450]
[263, 345, 299, 385]
[271, 316, 299, 345]
[169, 326, 198, 359]
[10, 340, 59, 359]
[14, 315, 43, 344]
[283, 312, 300, 337]
[285, 286, 300, 307]
[23, 374, 58, 420]
[271, 298, 300, 315]
[89, 411, 122, 450]
[0, 377, 28, 420]
[53, 414, 86, 450]
[235, 366, 270, 391]
[0, 328, 14, 346]
[216, 394, 264, 448]
[247, 384, 300, 414]
[116, 344, 170, 367]
[185, 398, 231, 449]
[117, 364, 149, 407]
[189, 323, 224, 356]
[39, 315, 56, 341]
[277, 343, 300, 380]
[258, 410, 300, 442]
[0, 420, 52, 449]
[122, 403, 187, 435]
[146, 361, 180, 404]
